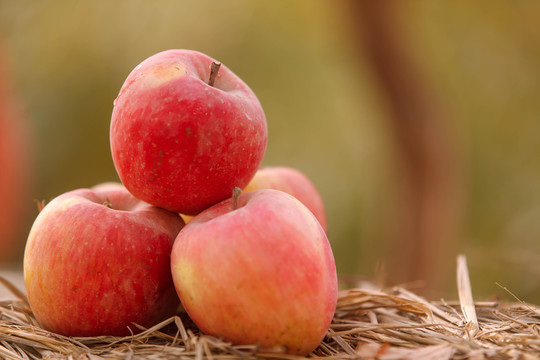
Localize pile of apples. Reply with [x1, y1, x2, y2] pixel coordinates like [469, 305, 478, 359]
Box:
[23, 49, 337, 356]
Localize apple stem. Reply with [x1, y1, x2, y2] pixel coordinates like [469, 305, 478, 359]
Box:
[232, 187, 242, 210]
[208, 61, 221, 87]
[34, 199, 46, 213]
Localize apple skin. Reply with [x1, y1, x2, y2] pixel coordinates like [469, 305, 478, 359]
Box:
[244, 166, 328, 232]
[171, 189, 337, 355]
[110, 49, 267, 215]
[180, 167, 328, 230]
[23, 183, 184, 337]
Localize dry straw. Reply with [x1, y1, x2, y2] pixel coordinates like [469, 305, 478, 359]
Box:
[2, 256, 540, 359]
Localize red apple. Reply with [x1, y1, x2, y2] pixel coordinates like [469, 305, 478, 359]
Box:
[180, 167, 328, 229]
[23, 183, 184, 336]
[170, 189, 337, 355]
[244, 166, 328, 232]
[110, 49, 267, 215]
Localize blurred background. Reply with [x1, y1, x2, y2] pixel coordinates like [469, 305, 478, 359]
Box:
[1, 1, 540, 302]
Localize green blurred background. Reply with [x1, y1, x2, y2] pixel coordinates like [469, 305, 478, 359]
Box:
[1, 1, 540, 302]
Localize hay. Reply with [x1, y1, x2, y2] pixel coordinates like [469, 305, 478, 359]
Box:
[2, 257, 540, 360]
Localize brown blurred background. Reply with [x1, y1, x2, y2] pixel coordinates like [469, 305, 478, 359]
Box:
[1, 1, 540, 302]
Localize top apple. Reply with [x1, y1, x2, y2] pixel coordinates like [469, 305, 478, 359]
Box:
[110, 49, 267, 215]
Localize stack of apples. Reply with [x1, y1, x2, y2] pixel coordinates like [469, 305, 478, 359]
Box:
[23, 50, 337, 356]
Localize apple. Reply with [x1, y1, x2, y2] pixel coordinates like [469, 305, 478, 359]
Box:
[170, 189, 337, 355]
[110, 49, 267, 215]
[180, 167, 328, 230]
[244, 166, 328, 232]
[23, 183, 184, 336]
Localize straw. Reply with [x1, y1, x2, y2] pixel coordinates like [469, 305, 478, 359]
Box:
[2, 256, 540, 359]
